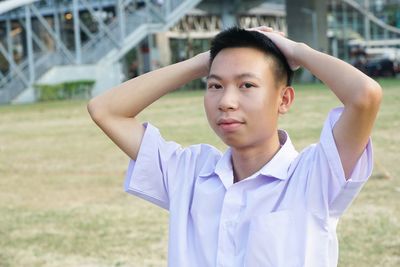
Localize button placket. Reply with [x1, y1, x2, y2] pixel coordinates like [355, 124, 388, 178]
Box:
[216, 185, 243, 267]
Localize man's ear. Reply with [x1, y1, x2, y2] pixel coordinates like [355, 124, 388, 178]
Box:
[278, 86, 295, 115]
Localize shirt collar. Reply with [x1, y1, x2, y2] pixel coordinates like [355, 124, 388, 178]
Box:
[258, 130, 299, 180]
[214, 148, 235, 189]
[200, 130, 299, 186]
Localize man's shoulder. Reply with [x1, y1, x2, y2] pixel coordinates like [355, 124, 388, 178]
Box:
[183, 143, 223, 162]
[286, 144, 314, 177]
[286, 107, 345, 172]
[144, 122, 222, 157]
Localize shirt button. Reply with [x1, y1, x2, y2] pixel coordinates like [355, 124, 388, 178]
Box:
[224, 221, 233, 228]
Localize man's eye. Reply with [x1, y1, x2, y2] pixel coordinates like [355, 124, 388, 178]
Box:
[208, 84, 222, 90]
[241, 83, 255, 89]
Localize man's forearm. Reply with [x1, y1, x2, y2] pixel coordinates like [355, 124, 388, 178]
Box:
[293, 43, 381, 177]
[293, 43, 381, 108]
[88, 52, 209, 120]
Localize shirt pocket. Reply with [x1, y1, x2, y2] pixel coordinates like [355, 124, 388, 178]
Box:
[244, 210, 302, 267]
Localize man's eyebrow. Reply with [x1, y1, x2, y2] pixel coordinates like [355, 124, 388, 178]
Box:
[207, 73, 261, 81]
[206, 74, 222, 81]
[236, 73, 261, 81]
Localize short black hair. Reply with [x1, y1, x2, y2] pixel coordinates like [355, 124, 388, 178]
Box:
[209, 27, 293, 86]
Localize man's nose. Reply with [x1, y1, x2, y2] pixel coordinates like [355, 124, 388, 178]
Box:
[218, 88, 239, 111]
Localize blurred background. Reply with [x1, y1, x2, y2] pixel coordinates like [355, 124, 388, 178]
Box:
[0, 1, 399, 266]
[1, 0, 400, 103]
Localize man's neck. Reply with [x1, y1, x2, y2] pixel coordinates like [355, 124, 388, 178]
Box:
[231, 133, 281, 183]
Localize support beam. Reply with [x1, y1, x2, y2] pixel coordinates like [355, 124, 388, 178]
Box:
[164, 0, 171, 16]
[364, 0, 371, 45]
[25, 5, 35, 84]
[0, 42, 29, 86]
[73, 0, 82, 64]
[79, 21, 95, 40]
[53, 0, 61, 52]
[80, 0, 120, 48]
[6, 16, 13, 61]
[117, 0, 126, 41]
[352, 10, 358, 32]
[18, 18, 47, 52]
[30, 5, 75, 62]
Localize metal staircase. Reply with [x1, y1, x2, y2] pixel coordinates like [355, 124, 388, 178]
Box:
[342, 0, 400, 38]
[330, 0, 400, 58]
[0, 0, 201, 104]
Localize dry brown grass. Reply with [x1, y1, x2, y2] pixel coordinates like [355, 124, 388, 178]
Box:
[0, 79, 399, 266]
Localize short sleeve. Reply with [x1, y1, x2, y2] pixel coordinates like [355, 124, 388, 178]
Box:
[124, 123, 180, 209]
[319, 107, 373, 217]
[300, 108, 373, 218]
[124, 123, 221, 210]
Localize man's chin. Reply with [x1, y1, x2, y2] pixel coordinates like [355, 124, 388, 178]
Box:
[220, 136, 248, 149]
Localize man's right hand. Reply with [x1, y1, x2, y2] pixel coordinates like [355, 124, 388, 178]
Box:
[88, 52, 210, 160]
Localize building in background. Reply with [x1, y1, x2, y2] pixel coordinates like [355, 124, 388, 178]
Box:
[0, 0, 399, 104]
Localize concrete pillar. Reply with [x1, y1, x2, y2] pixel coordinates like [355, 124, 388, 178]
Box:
[139, 39, 150, 73]
[286, 0, 328, 52]
[221, 0, 237, 28]
[136, 45, 144, 75]
[286, 0, 328, 82]
[198, 0, 240, 28]
[156, 32, 171, 67]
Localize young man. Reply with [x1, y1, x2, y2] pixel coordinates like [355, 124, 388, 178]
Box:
[88, 27, 382, 266]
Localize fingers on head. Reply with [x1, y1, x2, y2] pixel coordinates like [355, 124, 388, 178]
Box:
[248, 26, 273, 32]
[247, 26, 285, 35]
[258, 26, 274, 32]
[247, 27, 286, 38]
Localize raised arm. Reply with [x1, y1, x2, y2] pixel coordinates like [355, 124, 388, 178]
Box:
[296, 44, 381, 178]
[87, 52, 210, 160]
[252, 27, 382, 178]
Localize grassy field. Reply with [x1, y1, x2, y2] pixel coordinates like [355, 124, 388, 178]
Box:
[0, 79, 399, 266]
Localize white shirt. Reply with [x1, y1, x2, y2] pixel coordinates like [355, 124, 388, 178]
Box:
[124, 108, 373, 267]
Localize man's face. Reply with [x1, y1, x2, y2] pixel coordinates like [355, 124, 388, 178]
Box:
[204, 47, 283, 149]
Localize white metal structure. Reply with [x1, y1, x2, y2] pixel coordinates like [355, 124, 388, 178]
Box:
[2, 0, 399, 103]
[330, 0, 400, 59]
[0, 0, 201, 103]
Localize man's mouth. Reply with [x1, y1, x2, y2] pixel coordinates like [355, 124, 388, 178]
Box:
[217, 118, 244, 132]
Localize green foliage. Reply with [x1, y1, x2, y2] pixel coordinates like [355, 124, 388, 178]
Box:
[0, 53, 10, 73]
[34, 80, 95, 101]
[180, 78, 206, 90]
[384, 4, 400, 26]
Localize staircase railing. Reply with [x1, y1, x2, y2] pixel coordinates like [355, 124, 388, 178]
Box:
[0, 0, 201, 104]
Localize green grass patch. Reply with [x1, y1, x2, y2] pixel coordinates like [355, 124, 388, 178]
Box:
[34, 80, 94, 101]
